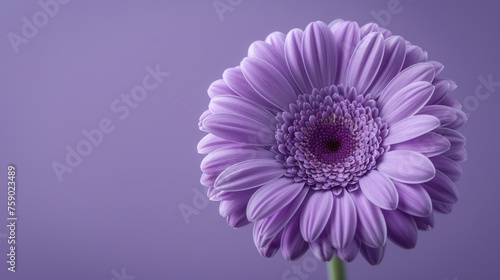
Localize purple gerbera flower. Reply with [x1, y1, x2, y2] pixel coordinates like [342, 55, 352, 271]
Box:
[197, 20, 466, 265]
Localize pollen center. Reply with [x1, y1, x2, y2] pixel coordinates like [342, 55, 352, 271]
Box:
[307, 122, 354, 164]
[274, 85, 388, 192]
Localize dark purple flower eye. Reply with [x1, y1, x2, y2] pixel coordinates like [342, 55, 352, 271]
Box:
[198, 19, 466, 265]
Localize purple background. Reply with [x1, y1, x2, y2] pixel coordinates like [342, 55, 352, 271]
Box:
[0, 0, 499, 279]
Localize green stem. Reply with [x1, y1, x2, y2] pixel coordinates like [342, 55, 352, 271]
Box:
[327, 256, 346, 280]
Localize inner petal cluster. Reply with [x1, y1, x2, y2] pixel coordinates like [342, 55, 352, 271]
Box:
[274, 85, 388, 192]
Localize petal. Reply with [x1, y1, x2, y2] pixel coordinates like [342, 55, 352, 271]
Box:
[209, 95, 276, 126]
[207, 79, 236, 98]
[446, 108, 467, 129]
[201, 146, 274, 175]
[417, 105, 458, 126]
[435, 128, 466, 156]
[248, 40, 301, 95]
[393, 181, 432, 217]
[310, 233, 335, 262]
[281, 212, 309, 260]
[421, 170, 458, 204]
[360, 244, 386, 265]
[379, 81, 434, 125]
[383, 210, 418, 249]
[284, 29, 312, 95]
[256, 226, 282, 258]
[432, 201, 453, 214]
[414, 213, 435, 231]
[219, 192, 253, 217]
[379, 62, 436, 105]
[384, 115, 440, 145]
[390, 132, 451, 157]
[227, 206, 251, 228]
[369, 36, 406, 97]
[203, 113, 275, 146]
[430, 156, 463, 182]
[328, 191, 357, 249]
[241, 57, 297, 111]
[336, 239, 360, 263]
[359, 170, 399, 210]
[300, 190, 334, 242]
[345, 32, 385, 94]
[222, 67, 275, 110]
[427, 78, 452, 105]
[256, 187, 309, 248]
[197, 134, 238, 154]
[351, 190, 387, 248]
[247, 178, 305, 221]
[329, 20, 360, 84]
[402, 44, 428, 69]
[215, 159, 285, 191]
[446, 147, 467, 163]
[265, 31, 286, 53]
[302, 21, 338, 89]
[377, 150, 436, 184]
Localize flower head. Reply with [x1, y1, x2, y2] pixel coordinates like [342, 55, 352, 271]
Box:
[198, 20, 466, 265]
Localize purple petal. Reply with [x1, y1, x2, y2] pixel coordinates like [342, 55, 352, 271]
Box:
[384, 115, 440, 145]
[300, 190, 334, 242]
[427, 78, 452, 105]
[241, 57, 297, 111]
[281, 212, 309, 260]
[197, 134, 238, 154]
[222, 67, 275, 110]
[215, 159, 285, 191]
[248, 40, 301, 95]
[198, 109, 210, 132]
[200, 173, 217, 188]
[445, 108, 467, 129]
[430, 156, 463, 182]
[209, 95, 276, 126]
[310, 233, 335, 262]
[359, 170, 399, 210]
[421, 170, 458, 204]
[380, 81, 434, 125]
[379, 62, 436, 104]
[446, 147, 467, 163]
[383, 210, 418, 249]
[207, 79, 236, 98]
[329, 21, 360, 84]
[219, 191, 253, 217]
[227, 205, 251, 228]
[302, 21, 338, 89]
[256, 187, 309, 248]
[336, 239, 360, 263]
[414, 213, 435, 231]
[201, 146, 274, 175]
[255, 225, 282, 258]
[351, 190, 387, 248]
[369, 36, 406, 97]
[360, 244, 386, 265]
[393, 181, 432, 217]
[390, 132, 451, 157]
[402, 44, 428, 69]
[247, 178, 305, 221]
[432, 201, 453, 214]
[345, 32, 385, 95]
[328, 191, 357, 249]
[417, 105, 458, 126]
[203, 113, 275, 146]
[265, 31, 286, 53]
[377, 150, 436, 184]
[284, 29, 313, 95]
[435, 128, 466, 156]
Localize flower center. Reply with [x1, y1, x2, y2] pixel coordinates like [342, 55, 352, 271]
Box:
[306, 122, 354, 164]
[273, 85, 388, 193]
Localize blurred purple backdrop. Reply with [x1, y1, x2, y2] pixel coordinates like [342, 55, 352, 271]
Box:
[0, 0, 499, 279]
